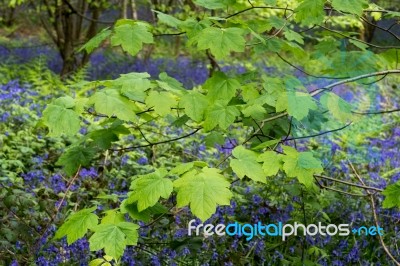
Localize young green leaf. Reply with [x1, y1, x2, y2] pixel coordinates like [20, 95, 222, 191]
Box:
[276, 91, 317, 120]
[194, 0, 231, 9]
[127, 169, 173, 211]
[42, 104, 80, 137]
[170, 162, 195, 175]
[258, 151, 283, 176]
[157, 72, 185, 92]
[120, 201, 167, 222]
[230, 146, 266, 183]
[193, 27, 246, 59]
[80, 28, 111, 53]
[153, 10, 182, 27]
[382, 182, 400, 208]
[320, 92, 352, 122]
[145, 91, 177, 116]
[331, 0, 368, 16]
[180, 91, 209, 122]
[56, 145, 97, 176]
[174, 167, 232, 221]
[204, 72, 240, 102]
[284, 30, 304, 45]
[101, 210, 125, 225]
[113, 72, 152, 102]
[282, 146, 323, 188]
[204, 132, 225, 147]
[203, 100, 240, 131]
[295, 0, 325, 26]
[242, 104, 267, 120]
[89, 222, 139, 258]
[55, 206, 98, 245]
[111, 22, 153, 56]
[86, 128, 120, 150]
[89, 89, 139, 122]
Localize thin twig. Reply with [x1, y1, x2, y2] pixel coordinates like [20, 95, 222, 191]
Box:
[352, 108, 400, 115]
[349, 162, 400, 265]
[318, 25, 400, 49]
[34, 167, 82, 250]
[276, 53, 349, 80]
[315, 177, 367, 197]
[314, 174, 383, 192]
[283, 123, 352, 141]
[112, 128, 201, 151]
[309, 70, 400, 96]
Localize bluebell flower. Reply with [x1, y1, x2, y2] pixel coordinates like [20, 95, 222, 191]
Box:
[137, 157, 148, 165]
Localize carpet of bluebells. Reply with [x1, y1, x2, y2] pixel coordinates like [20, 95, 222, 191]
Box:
[1, 44, 400, 265]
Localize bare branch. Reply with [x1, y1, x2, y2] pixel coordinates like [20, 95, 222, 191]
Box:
[111, 128, 201, 151]
[314, 174, 383, 192]
[283, 123, 352, 141]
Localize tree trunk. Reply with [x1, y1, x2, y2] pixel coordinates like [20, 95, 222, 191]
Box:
[121, 0, 128, 19]
[81, 7, 101, 66]
[40, 0, 103, 77]
[360, 15, 376, 43]
[129, 0, 137, 20]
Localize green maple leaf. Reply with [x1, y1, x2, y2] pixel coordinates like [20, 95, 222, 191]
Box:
[295, 0, 325, 25]
[80, 28, 111, 53]
[145, 91, 177, 116]
[174, 167, 232, 221]
[101, 210, 125, 225]
[127, 169, 173, 211]
[89, 89, 139, 122]
[382, 182, 400, 208]
[111, 22, 153, 56]
[331, 0, 368, 16]
[258, 151, 283, 176]
[284, 30, 304, 45]
[170, 162, 195, 175]
[230, 146, 266, 183]
[194, 27, 246, 59]
[86, 127, 123, 150]
[113, 72, 152, 102]
[194, 0, 234, 9]
[157, 72, 185, 92]
[276, 91, 317, 120]
[203, 100, 240, 131]
[153, 10, 182, 27]
[242, 104, 267, 120]
[180, 91, 209, 122]
[55, 206, 98, 245]
[204, 72, 240, 102]
[56, 145, 97, 176]
[121, 201, 167, 222]
[42, 103, 80, 137]
[320, 92, 352, 122]
[282, 146, 323, 188]
[53, 96, 75, 108]
[204, 132, 225, 147]
[89, 222, 139, 258]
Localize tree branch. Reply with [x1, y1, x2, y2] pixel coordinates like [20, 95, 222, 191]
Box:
[314, 174, 383, 192]
[352, 108, 400, 115]
[283, 123, 352, 141]
[276, 53, 349, 80]
[111, 128, 201, 151]
[349, 162, 400, 266]
[62, 0, 113, 24]
[309, 70, 400, 96]
[318, 24, 400, 49]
